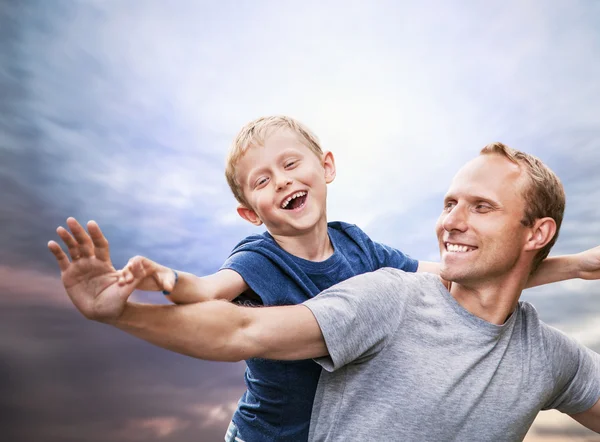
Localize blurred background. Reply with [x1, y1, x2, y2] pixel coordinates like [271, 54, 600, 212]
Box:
[1, 0, 600, 440]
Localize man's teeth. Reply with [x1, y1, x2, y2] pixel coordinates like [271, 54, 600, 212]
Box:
[446, 243, 474, 253]
[281, 191, 307, 209]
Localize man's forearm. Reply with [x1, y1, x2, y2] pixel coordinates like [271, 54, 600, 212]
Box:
[106, 301, 252, 362]
[527, 255, 579, 288]
[104, 299, 328, 362]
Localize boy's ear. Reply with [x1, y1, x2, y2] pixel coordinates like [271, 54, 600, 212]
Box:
[322, 151, 336, 184]
[524, 217, 557, 252]
[237, 204, 263, 226]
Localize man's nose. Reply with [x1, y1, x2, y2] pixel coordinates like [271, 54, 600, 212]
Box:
[442, 204, 468, 232]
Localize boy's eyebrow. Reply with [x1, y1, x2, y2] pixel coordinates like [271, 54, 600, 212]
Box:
[245, 166, 267, 185]
[244, 147, 306, 186]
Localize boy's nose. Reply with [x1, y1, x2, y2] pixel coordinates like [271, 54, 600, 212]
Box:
[275, 175, 293, 191]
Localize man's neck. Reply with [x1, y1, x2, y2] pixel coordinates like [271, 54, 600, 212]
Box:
[269, 219, 334, 262]
[449, 272, 529, 325]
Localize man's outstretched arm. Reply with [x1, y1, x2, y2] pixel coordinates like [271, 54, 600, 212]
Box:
[571, 397, 600, 433]
[110, 300, 327, 362]
[48, 217, 327, 362]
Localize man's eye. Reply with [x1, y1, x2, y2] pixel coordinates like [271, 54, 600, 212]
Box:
[475, 204, 492, 212]
[443, 202, 455, 211]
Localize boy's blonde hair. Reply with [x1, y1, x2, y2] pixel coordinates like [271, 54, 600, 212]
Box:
[225, 116, 324, 206]
[479, 142, 565, 273]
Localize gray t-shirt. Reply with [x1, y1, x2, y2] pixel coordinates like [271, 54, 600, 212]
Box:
[303, 269, 600, 442]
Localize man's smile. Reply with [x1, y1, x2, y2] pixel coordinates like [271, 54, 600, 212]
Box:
[444, 242, 478, 253]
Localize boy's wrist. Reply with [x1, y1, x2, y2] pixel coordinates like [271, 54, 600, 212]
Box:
[162, 269, 179, 295]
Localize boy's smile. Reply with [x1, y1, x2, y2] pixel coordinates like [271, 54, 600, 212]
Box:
[234, 129, 336, 237]
[280, 191, 307, 210]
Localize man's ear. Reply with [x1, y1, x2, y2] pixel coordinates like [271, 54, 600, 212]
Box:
[237, 204, 263, 226]
[322, 151, 336, 184]
[524, 217, 557, 252]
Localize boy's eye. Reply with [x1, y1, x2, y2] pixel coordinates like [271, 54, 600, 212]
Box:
[284, 160, 297, 169]
[255, 177, 268, 188]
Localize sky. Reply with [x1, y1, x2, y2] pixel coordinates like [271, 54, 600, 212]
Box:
[1, 0, 600, 440]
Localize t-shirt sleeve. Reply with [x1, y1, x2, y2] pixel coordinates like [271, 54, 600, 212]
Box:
[346, 224, 418, 273]
[220, 250, 290, 306]
[372, 240, 419, 272]
[303, 268, 406, 372]
[541, 324, 600, 414]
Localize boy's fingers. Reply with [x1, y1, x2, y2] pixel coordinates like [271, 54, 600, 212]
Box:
[117, 269, 129, 286]
[66, 217, 94, 258]
[57, 226, 82, 261]
[48, 241, 70, 272]
[124, 265, 136, 283]
[130, 259, 148, 279]
[88, 220, 111, 263]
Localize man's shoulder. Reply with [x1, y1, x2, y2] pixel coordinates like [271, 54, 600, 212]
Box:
[516, 300, 545, 327]
[343, 267, 441, 293]
[514, 301, 574, 350]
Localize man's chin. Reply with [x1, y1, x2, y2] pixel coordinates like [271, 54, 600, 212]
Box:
[440, 267, 468, 285]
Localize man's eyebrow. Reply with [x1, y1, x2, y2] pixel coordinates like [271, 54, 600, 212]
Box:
[469, 195, 500, 205]
[443, 193, 500, 205]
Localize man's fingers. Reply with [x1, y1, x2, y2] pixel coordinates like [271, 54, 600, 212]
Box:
[66, 217, 95, 258]
[48, 241, 71, 272]
[87, 220, 111, 263]
[57, 226, 82, 261]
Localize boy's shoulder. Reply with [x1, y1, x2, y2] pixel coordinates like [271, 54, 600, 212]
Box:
[231, 231, 274, 252]
[328, 221, 373, 243]
[327, 221, 364, 235]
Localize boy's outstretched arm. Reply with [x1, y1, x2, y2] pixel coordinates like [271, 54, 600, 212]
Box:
[417, 245, 600, 288]
[526, 247, 600, 288]
[48, 217, 327, 362]
[118, 256, 248, 304]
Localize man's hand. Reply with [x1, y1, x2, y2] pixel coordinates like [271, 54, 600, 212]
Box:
[48, 217, 135, 322]
[574, 246, 600, 280]
[117, 256, 177, 293]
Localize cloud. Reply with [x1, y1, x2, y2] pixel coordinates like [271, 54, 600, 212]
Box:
[3, 0, 600, 440]
[119, 416, 190, 439]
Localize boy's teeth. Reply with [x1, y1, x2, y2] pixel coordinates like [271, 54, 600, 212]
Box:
[281, 191, 307, 209]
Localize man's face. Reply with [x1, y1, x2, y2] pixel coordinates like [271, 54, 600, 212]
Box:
[435, 154, 531, 285]
[235, 129, 334, 236]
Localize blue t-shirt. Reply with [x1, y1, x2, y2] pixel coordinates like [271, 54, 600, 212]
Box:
[220, 221, 418, 441]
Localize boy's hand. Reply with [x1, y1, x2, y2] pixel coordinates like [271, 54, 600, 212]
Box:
[117, 256, 177, 293]
[48, 217, 136, 322]
[575, 246, 600, 280]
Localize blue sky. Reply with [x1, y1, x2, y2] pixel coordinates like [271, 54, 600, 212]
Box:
[2, 1, 600, 440]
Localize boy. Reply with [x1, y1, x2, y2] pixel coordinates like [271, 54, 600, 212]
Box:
[116, 116, 594, 441]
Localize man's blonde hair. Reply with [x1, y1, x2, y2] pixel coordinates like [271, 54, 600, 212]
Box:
[225, 116, 324, 206]
[479, 142, 566, 273]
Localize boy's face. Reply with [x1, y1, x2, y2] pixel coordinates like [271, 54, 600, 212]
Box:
[235, 129, 336, 237]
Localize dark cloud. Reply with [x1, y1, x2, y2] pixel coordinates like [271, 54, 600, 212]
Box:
[2, 303, 245, 442]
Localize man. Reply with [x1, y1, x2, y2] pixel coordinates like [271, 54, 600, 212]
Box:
[49, 143, 600, 440]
